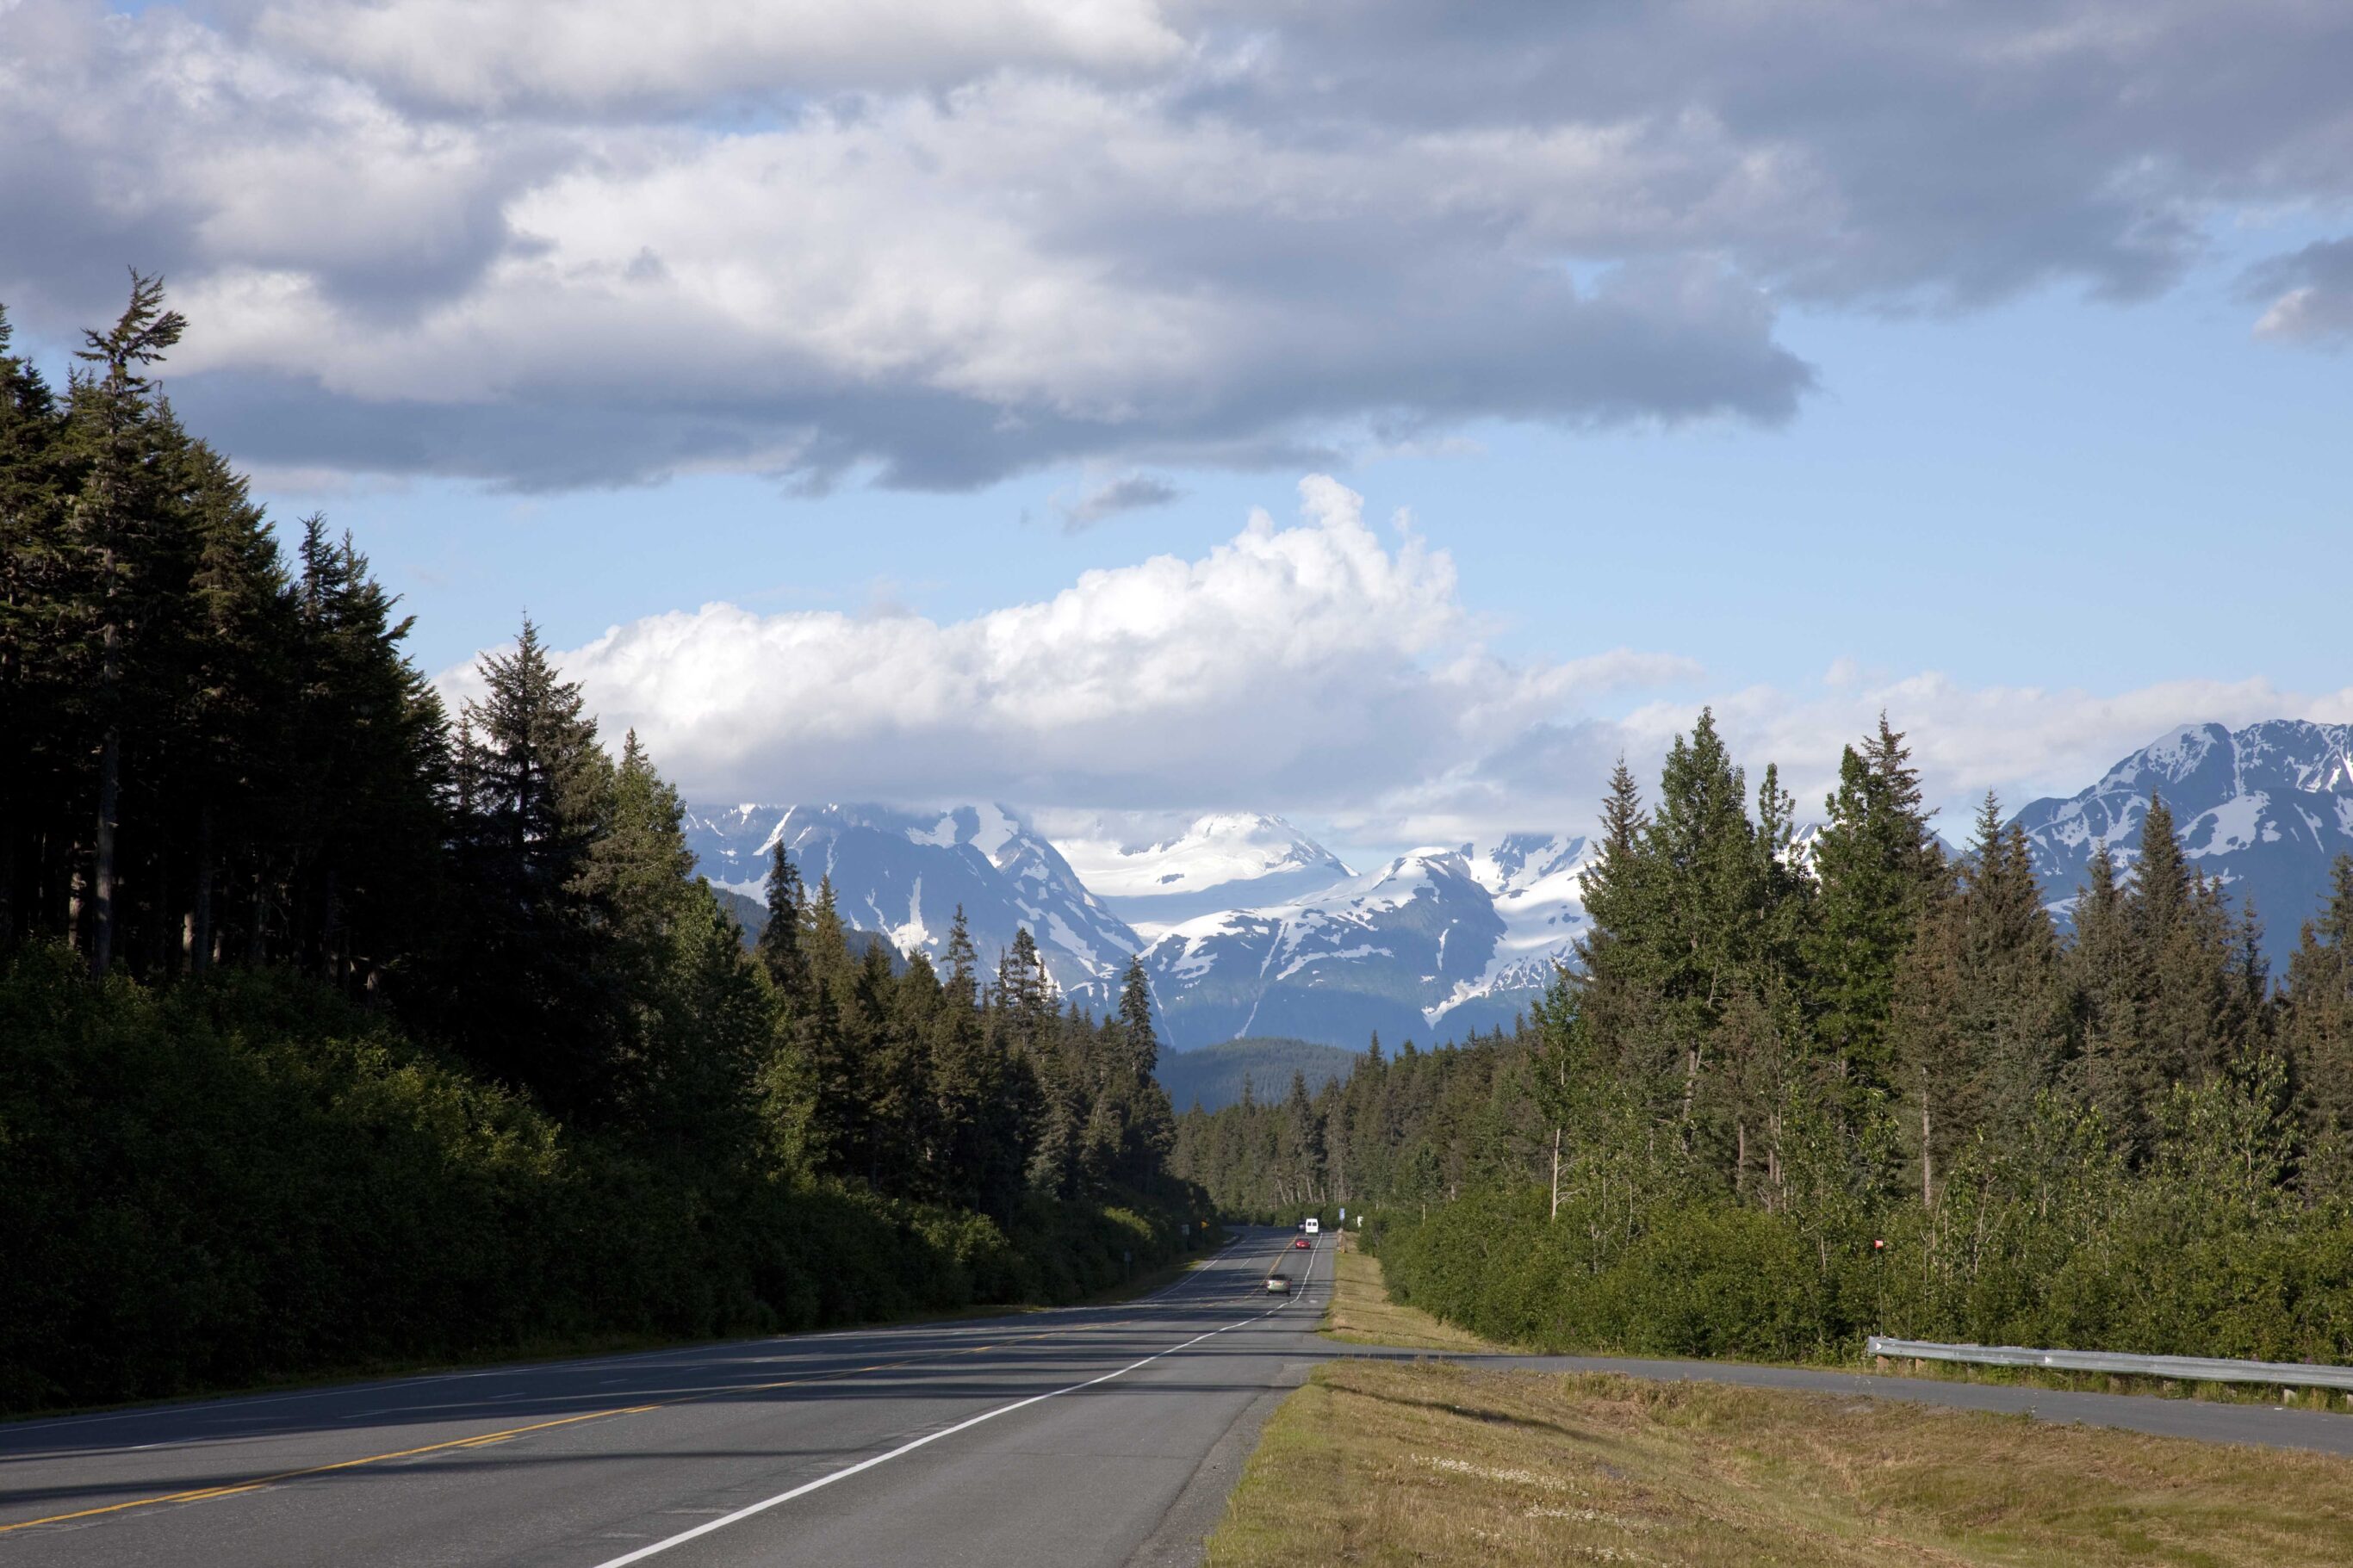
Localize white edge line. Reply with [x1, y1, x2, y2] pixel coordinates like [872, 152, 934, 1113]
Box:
[587, 1238, 1298, 1568]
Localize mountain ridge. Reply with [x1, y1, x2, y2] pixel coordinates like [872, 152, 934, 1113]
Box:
[682, 717, 2353, 1054]
[2010, 718, 2353, 964]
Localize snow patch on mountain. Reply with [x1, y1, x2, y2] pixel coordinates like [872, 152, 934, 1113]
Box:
[680, 801, 1140, 1005]
[1451, 831, 1595, 1002]
[1055, 812, 1354, 927]
[2012, 720, 2353, 964]
[1134, 835, 1588, 1051]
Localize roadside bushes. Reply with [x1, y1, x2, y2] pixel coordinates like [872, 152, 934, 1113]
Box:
[1378, 1188, 1860, 1361]
[0, 950, 1204, 1414]
[1375, 1082, 2353, 1367]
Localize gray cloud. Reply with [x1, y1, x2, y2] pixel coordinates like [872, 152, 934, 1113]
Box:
[5, 0, 2350, 489]
[2247, 238, 2353, 345]
[1059, 474, 1185, 530]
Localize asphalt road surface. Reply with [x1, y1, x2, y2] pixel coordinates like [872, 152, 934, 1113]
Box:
[14, 1224, 2353, 1565]
[0, 1227, 1328, 1566]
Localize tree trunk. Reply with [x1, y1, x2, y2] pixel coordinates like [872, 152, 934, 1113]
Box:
[0, 772, 14, 953]
[189, 799, 214, 974]
[146, 846, 171, 978]
[91, 710, 119, 978]
[1549, 1125, 1562, 1221]
[247, 867, 267, 963]
[1919, 1084, 1934, 1208]
[319, 864, 341, 982]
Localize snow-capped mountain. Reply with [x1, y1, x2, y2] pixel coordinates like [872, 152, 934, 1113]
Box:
[1135, 834, 1594, 1051]
[1052, 813, 1354, 934]
[681, 803, 1143, 1004]
[684, 802, 1593, 1050]
[1138, 850, 1504, 1050]
[2012, 720, 2353, 963]
[679, 720, 2353, 1057]
[1460, 832, 1596, 997]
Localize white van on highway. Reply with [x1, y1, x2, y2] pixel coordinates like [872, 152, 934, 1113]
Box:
[1302, 1218, 1320, 1236]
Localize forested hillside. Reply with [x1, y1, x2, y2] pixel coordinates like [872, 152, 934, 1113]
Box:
[1186, 712, 2353, 1365]
[1170, 1030, 1543, 1216]
[1158, 1035, 1362, 1114]
[0, 282, 1206, 1413]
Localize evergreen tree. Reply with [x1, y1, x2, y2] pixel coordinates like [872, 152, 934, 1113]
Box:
[63, 273, 186, 975]
[2288, 858, 2353, 1192]
[1117, 955, 1158, 1081]
[445, 617, 617, 1113]
[756, 841, 810, 1005]
[942, 906, 977, 1001]
[1894, 793, 2065, 1201]
[2132, 794, 2244, 1103]
[805, 875, 848, 986]
[1807, 715, 1942, 1097]
[0, 305, 70, 953]
[1569, 756, 1658, 1062]
[2071, 839, 2151, 1151]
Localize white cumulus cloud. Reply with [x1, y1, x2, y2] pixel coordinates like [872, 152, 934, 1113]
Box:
[439, 476, 1688, 813]
[437, 474, 2349, 860]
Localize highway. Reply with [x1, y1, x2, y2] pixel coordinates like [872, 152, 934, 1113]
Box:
[0, 1227, 1328, 1566]
[14, 1224, 2353, 1565]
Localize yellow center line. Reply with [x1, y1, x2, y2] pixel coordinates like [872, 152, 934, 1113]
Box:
[0, 1269, 1261, 1540]
[0, 1405, 660, 1535]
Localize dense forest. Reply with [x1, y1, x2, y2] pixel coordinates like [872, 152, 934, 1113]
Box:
[0, 281, 1205, 1413]
[1170, 1030, 1544, 1220]
[1177, 713, 2353, 1365]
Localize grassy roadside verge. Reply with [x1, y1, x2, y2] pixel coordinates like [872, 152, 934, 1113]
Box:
[1208, 1234, 2353, 1565]
[1319, 1237, 1503, 1354]
[1207, 1359, 2353, 1566]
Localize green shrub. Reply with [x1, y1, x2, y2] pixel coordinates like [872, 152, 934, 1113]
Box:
[0, 950, 1204, 1415]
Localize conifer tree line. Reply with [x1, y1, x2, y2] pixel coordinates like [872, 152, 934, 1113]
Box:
[1170, 1032, 1548, 1222]
[0, 280, 1201, 1412]
[1188, 709, 2353, 1364]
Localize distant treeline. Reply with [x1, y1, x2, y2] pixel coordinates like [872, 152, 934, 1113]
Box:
[1170, 1028, 1543, 1221]
[1158, 1035, 1361, 1115]
[0, 280, 1206, 1413]
[1190, 710, 2353, 1364]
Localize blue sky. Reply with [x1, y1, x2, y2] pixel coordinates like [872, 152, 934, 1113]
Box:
[7, 0, 2350, 859]
[286, 238, 2349, 700]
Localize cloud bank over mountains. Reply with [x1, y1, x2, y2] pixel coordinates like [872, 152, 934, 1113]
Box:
[5, 0, 2350, 490]
[442, 477, 2353, 857]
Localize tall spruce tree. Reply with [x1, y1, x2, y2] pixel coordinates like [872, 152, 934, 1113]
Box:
[1118, 955, 1158, 1081]
[0, 304, 69, 954]
[2133, 794, 2244, 1097]
[1893, 793, 2065, 1201]
[64, 274, 186, 975]
[1644, 710, 1761, 1129]
[2071, 839, 2151, 1151]
[446, 617, 617, 1112]
[2288, 857, 2353, 1192]
[756, 841, 810, 1005]
[1807, 715, 1943, 1099]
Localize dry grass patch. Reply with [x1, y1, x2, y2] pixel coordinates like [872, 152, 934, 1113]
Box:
[1208, 1359, 2353, 1566]
[1319, 1243, 1504, 1354]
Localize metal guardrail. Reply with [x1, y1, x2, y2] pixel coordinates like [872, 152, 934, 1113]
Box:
[1866, 1336, 2353, 1391]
